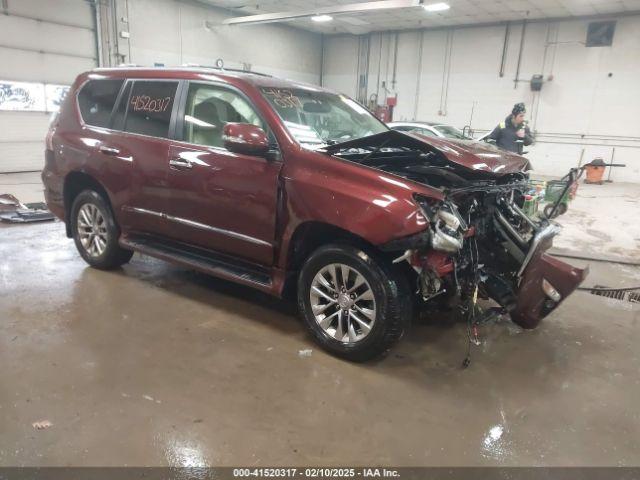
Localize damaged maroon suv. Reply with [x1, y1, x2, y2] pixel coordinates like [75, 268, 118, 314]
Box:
[43, 67, 587, 361]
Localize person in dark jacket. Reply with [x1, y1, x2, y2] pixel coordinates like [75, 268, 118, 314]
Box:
[487, 102, 534, 154]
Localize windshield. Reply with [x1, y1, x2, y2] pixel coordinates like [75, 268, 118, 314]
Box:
[433, 125, 468, 139]
[260, 87, 387, 148]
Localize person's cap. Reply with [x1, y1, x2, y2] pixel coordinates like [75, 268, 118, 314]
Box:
[512, 102, 526, 115]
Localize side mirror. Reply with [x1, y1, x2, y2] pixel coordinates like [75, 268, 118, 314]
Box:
[222, 123, 270, 157]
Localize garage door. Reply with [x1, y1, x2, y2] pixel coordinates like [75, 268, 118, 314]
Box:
[0, 0, 96, 173]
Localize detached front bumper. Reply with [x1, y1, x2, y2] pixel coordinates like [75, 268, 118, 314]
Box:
[510, 225, 588, 329]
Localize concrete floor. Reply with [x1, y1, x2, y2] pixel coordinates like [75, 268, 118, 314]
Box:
[552, 181, 640, 261]
[1, 173, 640, 467]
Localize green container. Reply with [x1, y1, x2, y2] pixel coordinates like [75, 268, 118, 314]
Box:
[522, 195, 538, 217]
[545, 180, 570, 204]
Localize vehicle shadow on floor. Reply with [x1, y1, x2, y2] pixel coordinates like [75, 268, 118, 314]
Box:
[98, 253, 608, 390]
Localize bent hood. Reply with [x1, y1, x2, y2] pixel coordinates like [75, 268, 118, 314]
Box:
[322, 130, 531, 176]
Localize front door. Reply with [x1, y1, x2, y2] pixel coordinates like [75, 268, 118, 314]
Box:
[164, 82, 282, 266]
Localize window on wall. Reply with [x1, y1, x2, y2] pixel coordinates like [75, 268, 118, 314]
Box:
[125, 81, 178, 138]
[182, 83, 264, 148]
[45, 84, 70, 112]
[0, 81, 70, 112]
[586, 21, 616, 47]
[78, 79, 124, 128]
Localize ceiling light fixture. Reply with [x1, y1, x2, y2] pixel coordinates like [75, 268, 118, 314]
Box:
[423, 2, 450, 12]
[311, 14, 333, 22]
[223, 0, 422, 27]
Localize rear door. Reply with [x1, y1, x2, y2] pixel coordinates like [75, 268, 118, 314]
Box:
[112, 79, 180, 236]
[164, 81, 282, 266]
[73, 78, 130, 218]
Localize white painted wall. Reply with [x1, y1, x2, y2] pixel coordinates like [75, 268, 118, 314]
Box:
[122, 0, 322, 84]
[322, 16, 640, 183]
[0, 0, 95, 172]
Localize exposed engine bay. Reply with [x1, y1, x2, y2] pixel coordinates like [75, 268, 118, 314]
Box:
[323, 130, 587, 331]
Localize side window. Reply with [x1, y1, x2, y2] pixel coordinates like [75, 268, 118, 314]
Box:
[412, 127, 437, 138]
[182, 83, 264, 148]
[125, 81, 178, 138]
[392, 126, 413, 132]
[77, 79, 124, 128]
[111, 81, 132, 131]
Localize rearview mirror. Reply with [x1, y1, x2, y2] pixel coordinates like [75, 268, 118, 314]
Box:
[222, 123, 270, 157]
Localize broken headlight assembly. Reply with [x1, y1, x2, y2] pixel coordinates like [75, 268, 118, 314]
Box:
[414, 195, 468, 253]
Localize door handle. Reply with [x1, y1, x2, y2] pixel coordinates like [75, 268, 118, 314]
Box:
[169, 158, 193, 170]
[99, 146, 121, 156]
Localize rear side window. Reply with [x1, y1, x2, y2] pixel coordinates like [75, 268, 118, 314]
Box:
[77, 79, 124, 128]
[125, 81, 178, 138]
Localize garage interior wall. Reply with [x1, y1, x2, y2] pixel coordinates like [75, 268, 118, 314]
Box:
[102, 0, 321, 83]
[0, 0, 96, 173]
[322, 15, 640, 183]
[0, 0, 322, 174]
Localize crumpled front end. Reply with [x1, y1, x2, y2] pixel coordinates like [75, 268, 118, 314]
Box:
[324, 129, 585, 328]
[385, 181, 587, 329]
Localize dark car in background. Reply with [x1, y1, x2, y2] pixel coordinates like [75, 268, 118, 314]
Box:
[42, 67, 586, 361]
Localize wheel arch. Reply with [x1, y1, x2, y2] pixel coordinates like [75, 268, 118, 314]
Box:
[281, 220, 409, 299]
[63, 171, 113, 238]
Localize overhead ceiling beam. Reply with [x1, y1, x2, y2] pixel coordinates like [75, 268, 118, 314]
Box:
[222, 0, 424, 26]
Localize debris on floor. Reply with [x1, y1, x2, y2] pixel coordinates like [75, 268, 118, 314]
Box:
[142, 394, 161, 404]
[0, 194, 55, 223]
[32, 420, 53, 430]
[298, 349, 313, 357]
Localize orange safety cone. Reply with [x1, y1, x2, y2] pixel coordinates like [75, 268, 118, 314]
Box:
[585, 158, 606, 184]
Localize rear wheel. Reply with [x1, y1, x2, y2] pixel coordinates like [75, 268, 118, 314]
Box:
[70, 190, 133, 269]
[297, 244, 411, 362]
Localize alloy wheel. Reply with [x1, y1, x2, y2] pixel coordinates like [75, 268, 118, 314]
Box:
[77, 204, 108, 258]
[309, 263, 377, 343]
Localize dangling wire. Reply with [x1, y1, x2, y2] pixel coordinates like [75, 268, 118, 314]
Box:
[462, 235, 481, 368]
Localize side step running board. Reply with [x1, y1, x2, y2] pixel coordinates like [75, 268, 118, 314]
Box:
[120, 235, 273, 291]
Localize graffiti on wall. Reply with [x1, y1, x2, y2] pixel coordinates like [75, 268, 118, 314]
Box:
[0, 81, 70, 112]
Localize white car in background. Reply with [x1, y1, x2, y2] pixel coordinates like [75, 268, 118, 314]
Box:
[387, 121, 470, 140]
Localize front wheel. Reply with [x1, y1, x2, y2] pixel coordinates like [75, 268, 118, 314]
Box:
[297, 244, 411, 362]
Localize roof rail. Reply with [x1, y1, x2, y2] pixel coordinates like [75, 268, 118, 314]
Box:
[178, 63, 272, 77]
[103, 63, 273, 78]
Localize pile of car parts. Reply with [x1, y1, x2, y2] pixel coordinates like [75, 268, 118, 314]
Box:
[0, 194, 55, 223]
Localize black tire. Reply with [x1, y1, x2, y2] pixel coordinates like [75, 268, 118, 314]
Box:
[297, 244, 412, 362]
[70, 190, 133, 270]
[557, 203, 568, 216]
[543, 202, 567, 219]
